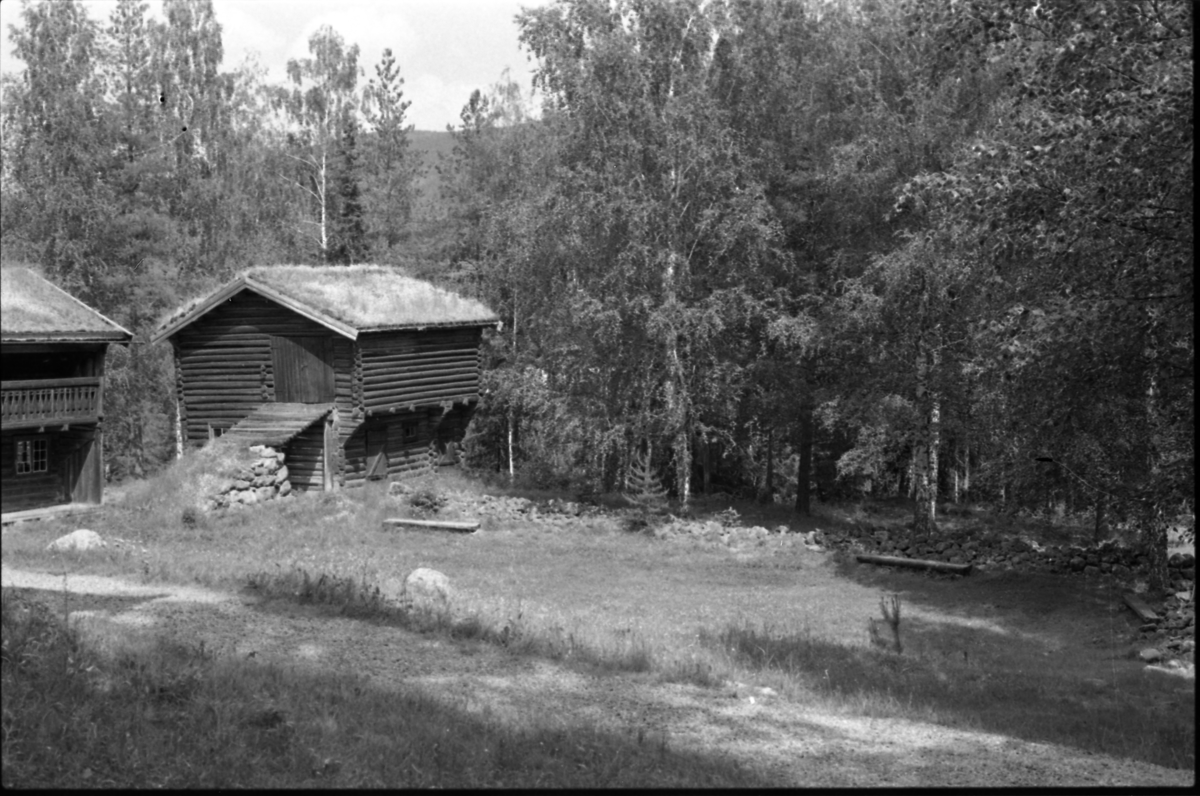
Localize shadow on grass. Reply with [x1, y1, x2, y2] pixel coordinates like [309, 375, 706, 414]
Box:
[712, 554, 1196, 770]
[3, 586, 775, 787]
[5, 586, 168, 617]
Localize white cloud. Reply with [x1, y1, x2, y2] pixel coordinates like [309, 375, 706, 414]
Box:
[211, 0, 289, 73]
[0, 0, 546, 131]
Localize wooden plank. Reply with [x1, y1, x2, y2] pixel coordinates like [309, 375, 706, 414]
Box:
[363, 374, 478, 393]
[855, 553, 973, 575]
[1, 501, 102, 526]
[360, 348, 482, 362]
[365, 395, 478, 416]
[363, 366, 479, 385]
[382, 517, 479, 533]
[365, 381, 479, 403]
[1123, 593, 1159, 622]
[1, 376, 100, 390]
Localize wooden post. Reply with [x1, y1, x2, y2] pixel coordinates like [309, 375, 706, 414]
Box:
[382, 517, 479, 533]
[855, 553, 972, 575]
[322, 413, 335, 491]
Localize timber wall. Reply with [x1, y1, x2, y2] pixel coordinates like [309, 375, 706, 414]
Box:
[358, 328, 483, 415]
[286, 422, 326, 491]
[0, 425, 97, 513]
[339, 404, 475, 486]
[172, 292, 354, 446]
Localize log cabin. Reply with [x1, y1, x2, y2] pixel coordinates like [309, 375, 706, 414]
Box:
[1, 267, 133, 521]
[151, 265, 499, 491]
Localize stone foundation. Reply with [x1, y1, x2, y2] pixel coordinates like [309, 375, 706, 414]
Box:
[202, 445, 292, 511]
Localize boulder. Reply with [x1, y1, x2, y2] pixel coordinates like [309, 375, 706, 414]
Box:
[1138, 647, 1164, 663]
[278, 480, 292, 498]
[256, 486, 275, 501]
[274, 465, 290, 485]
[47, 529, 106, 552]
[401, 567, 452, 610]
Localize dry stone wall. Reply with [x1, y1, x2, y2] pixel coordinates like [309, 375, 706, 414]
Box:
[202, 445, 292, 511]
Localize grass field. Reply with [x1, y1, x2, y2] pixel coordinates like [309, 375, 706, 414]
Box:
[2, 466, 1194, 786]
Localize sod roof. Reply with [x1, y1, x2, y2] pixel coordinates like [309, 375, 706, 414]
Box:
[1, 266, 133, 342]
[152, 265, 499, 343]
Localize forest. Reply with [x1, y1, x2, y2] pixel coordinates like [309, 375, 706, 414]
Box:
[0, 0, 1192, 583]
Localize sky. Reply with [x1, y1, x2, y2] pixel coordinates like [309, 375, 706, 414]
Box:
[0, 0, 548, 131]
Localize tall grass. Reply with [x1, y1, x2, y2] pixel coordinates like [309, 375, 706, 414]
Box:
[709, 620, 1195, 770]
[1, 587, 761, 788]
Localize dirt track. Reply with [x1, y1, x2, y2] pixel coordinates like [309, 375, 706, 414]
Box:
[2, 564, 1193, 787]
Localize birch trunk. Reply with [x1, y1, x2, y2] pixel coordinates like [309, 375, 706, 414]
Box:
[912, 340, 940, 535]
[318, 150, 328, 259]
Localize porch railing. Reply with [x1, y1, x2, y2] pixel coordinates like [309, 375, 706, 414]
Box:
[0, 377, 102, 429]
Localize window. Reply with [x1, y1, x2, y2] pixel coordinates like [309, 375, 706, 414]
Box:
[402, 421, 419, 443]
[15, 437, 49, 475]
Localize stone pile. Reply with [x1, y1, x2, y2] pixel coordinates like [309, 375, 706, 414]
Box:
[1139, 553, 1196, 659]
[473, 494, 601, 523]
[651, 517, 780, 548]
[203, 445, 292, 511]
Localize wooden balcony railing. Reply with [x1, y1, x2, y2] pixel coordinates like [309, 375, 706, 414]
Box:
[0, 377, 102, 429]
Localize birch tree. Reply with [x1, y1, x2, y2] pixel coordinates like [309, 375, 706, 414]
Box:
[276, 25, 361, 261]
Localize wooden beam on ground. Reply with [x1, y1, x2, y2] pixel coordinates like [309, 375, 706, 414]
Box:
[1122, 593, 1159, 623]
[382, 517, 479, 533]
[1, 502, 102, 526]
[855, 553, 973, 575]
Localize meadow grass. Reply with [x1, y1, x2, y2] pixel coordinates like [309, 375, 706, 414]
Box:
[1, 465, 1194, 783]
[0, 589, 757, 788]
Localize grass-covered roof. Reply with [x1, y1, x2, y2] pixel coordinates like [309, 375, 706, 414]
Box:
[153, 265, 499, 342]
[1, 266, 133, 342]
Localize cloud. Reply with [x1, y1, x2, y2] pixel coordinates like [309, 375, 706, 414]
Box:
[211, 0, 289, 72]
[286, 8, 419, 75]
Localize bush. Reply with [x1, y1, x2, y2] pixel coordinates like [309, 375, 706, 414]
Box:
[407, 487, 448, 514]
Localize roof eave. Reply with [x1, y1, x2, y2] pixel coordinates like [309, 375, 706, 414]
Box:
[2, 332, 133, 344]
[358, 318, 502, 333]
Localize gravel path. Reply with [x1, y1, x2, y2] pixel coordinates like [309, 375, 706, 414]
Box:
[2, 565, 1193, 788]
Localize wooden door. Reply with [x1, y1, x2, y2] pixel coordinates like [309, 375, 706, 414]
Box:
[365, 423, 388, 480]
[272, 336, 335, 403]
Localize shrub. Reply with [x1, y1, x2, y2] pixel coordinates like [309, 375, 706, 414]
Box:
[407, 487, 448, 514]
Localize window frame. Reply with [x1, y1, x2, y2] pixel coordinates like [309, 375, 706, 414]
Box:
[14, 436, 50, 476]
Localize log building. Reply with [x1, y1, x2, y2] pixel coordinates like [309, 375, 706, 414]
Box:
[151, 265, 499, 491]
[1, 267, 132, 521]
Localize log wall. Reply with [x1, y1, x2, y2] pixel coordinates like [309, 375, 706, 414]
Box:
[359, 328, 483, 414]
[286, 421, 326, 491]
[0, 425, 97, 513]
[340, 403, 478, 486]
[173, 292, 353, 446]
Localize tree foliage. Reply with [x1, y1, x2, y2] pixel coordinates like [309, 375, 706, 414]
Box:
[1, 0, 1190, 575]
